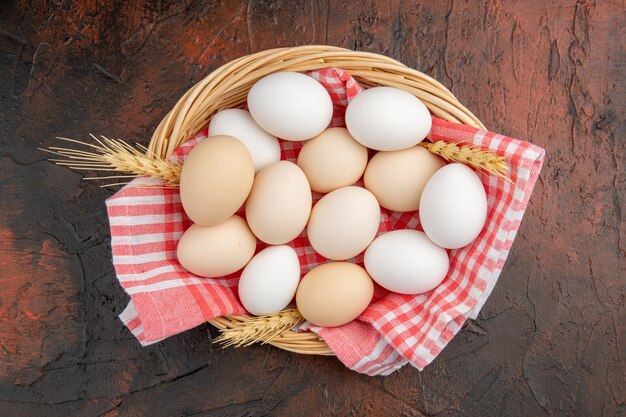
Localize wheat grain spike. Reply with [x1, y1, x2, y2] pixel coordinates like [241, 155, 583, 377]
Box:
[41, 135, 182, 187]
[214, 309, 305, 348]
[420, 140, 511, 182]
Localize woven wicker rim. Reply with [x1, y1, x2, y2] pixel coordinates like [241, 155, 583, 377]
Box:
[147, 45, 484, 355]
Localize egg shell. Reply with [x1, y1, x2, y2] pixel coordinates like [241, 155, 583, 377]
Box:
[176, 216, 256, 278]
[307, 186, 380, 260]
[296, 262, 374, 327]
[245, 161, 312, 244]
[179, 136, 254, 226]
[345, 86, 432, 151]
[364, 230, 449, 295]
[297, 127, 368, 193]
[364, 145, 446, 212]
[247, 72, 333, 141]
[419, 163, 488, 249]
[208, 109, 281, 172]
[238, 245, 300, 316]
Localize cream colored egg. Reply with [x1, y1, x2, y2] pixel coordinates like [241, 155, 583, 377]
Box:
[176, 216, 256, 278]
[307, 186, 380, 260]
[179, 136, 254, 226]
[297, 127, 368, 193]
[364, 146, 446, 212]
[296, 262, 374, 327]
[245, 161, 312, 244]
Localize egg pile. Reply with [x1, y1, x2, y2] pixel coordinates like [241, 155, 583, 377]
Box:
[176, 72, 488, 327]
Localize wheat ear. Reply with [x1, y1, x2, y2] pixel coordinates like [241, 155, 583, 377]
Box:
[42, 137, 510, 187]
[214, 309, 305, 348]
[41, 135, 181, 187]
[420, 140, 511, 182]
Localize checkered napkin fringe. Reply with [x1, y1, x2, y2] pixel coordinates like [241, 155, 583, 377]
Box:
[111, 68, 545, 376]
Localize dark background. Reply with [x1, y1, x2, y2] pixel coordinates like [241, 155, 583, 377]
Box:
[0, 1, 624, 416]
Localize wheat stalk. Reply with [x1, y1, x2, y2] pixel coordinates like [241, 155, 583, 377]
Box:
[214, 309, 305, 348]
[41, 135, 182, 187]
[420, 140, 511, 182]
[42, 136, 510, 188]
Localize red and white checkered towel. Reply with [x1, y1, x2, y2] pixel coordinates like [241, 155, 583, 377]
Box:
[111, 68, 545, 376]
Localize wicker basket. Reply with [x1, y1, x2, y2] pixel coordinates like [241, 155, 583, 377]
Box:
[147, 45, 484, 356]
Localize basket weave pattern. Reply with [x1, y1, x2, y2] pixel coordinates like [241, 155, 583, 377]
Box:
[147, 45, 483, 355]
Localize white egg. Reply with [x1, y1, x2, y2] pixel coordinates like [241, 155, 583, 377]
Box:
[238, 245, 301, 316]
[247, 72, 333, 141]
[419, 163, 488, 249]
[364, 230, 449, 295]
[345, 86, 432, 151]
[208, 109, 281, 172]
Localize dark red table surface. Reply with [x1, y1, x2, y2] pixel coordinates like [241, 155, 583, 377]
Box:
[0, 1, 624, 416]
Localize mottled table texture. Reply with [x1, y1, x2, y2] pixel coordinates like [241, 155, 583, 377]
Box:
[0, 1, 624, 416]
